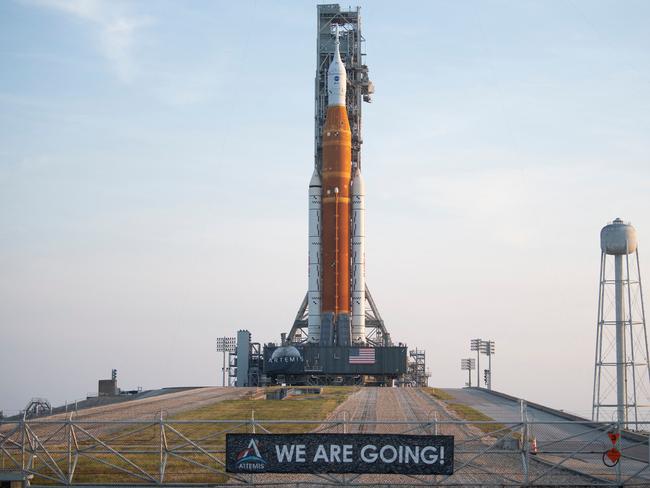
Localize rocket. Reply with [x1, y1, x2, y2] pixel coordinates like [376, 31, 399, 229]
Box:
[307, 28, 366, 346]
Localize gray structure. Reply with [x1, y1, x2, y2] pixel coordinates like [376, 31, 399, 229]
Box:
[407, 349, 429, 387]
[231, 330, 264, 387]
[264, 344, 407, 386]
[22, 398, 51, 418]
[98, 380, 118, 397]
[289, 3, 391, 349]
[593, 218, 650, 427]
[235, 330, 251, 387]
[98, 369, 119, 396]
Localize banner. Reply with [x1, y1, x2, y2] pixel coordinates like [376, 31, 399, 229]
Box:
[226, 433, 454, 474]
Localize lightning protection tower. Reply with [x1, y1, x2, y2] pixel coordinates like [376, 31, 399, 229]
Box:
[592, 218, 650, 428]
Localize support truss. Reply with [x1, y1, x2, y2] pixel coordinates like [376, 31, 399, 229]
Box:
[288, 285, 392, 346]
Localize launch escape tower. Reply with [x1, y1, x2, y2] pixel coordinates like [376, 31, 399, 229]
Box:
[288, 4, 391, 348]
[592, 218, 650, 428]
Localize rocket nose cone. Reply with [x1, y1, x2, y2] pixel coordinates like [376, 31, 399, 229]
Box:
[328, 50, 345, 75]
[351, 169, 365, 195]
[327, 26, 347, 107]
[309, 169, 322, 187]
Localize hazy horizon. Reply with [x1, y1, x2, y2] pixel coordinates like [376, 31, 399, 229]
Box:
[1, 0, 649, 418]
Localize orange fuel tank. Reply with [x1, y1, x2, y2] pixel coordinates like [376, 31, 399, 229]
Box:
[321, 104, 352, 315]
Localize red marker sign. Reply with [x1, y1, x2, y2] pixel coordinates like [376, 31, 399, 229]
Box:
[603, 432, 621, 467]
[606, 448, 621, 463]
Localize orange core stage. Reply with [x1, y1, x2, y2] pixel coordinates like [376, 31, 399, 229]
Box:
[321, 104, 352, 315]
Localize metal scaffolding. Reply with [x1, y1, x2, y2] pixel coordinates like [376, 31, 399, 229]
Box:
[407, 349, 429, 387]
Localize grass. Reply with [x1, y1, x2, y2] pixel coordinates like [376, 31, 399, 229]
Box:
[423, 388, 509, 435]
[22, 386, 358, 484]
[424, 387, 455, 401]
[444, 403, 508, 434]
[173, 386, 356, 430]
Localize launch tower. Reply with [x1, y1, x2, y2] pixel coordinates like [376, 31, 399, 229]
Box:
[261, 4, 406, 387]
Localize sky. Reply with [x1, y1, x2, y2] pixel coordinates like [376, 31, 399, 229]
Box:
[1, 0, 649, 417]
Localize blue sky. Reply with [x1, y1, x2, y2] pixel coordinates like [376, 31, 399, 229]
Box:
[1, 0, 649, 416]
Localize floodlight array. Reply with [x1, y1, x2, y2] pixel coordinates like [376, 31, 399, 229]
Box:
[216, 337, 237, 353]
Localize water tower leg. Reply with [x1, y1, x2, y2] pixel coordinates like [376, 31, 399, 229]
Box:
[615, 254, 627, 425]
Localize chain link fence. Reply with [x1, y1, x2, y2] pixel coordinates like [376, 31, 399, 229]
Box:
[1, 414, 649, 486]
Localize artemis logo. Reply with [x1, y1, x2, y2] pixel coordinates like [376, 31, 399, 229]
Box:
[236, 439, 266, 471]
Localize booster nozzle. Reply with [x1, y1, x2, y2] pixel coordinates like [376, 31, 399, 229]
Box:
[327, 25, 347, 107]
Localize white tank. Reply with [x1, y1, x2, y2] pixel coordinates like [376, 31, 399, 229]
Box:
[600, 218, 638, 255]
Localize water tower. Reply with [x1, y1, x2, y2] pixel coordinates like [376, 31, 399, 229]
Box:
[592, 218, 650, 427]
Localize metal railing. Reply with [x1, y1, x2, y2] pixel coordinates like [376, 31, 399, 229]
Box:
[1, 413, 649, 486]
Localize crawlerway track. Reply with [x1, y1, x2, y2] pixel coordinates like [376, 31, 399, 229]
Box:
[256, 387, 608, 487]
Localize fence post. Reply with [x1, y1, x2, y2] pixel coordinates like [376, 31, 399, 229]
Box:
[520, 399, 529, 486]
[67, 417, 72, 483]
[20, 417, 25, 472]
[616, 420, 622, 486]
[159, 410, 164, 483]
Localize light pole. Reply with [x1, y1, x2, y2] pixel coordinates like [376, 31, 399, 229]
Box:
[480, 340, 495, 390]
[470, 339, 482, 387]
[461, 358, 476, 387]
[216, 337, 236, 386]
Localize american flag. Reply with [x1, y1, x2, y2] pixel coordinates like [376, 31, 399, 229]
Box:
[349, 348, 375, 364]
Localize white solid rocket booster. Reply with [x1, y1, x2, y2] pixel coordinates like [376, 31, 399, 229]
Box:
[307, 169, 322, 342]
[351, 167, 366, 343]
